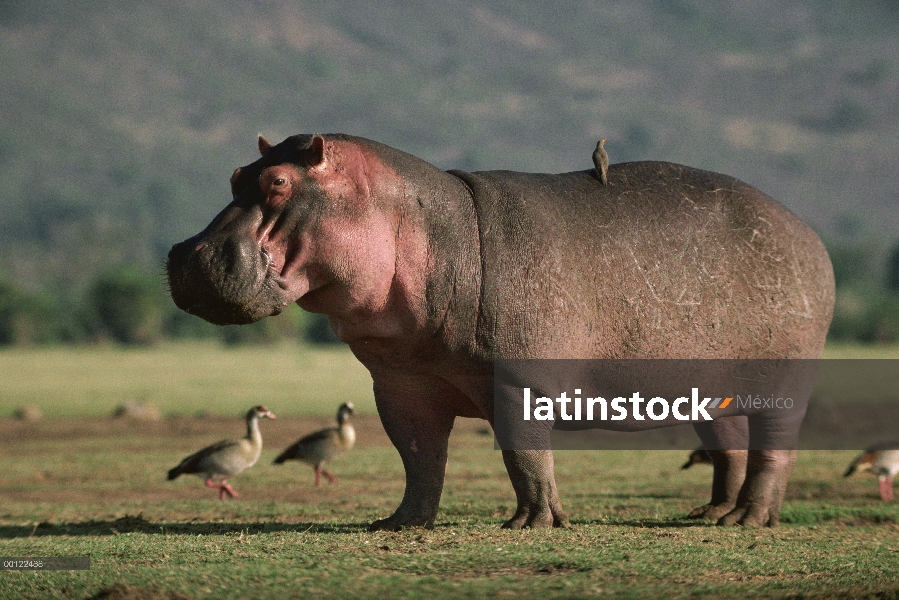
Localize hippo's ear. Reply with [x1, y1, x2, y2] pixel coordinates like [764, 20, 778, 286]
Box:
[303, 135, 326, 169]
[258, 135, 273, 156]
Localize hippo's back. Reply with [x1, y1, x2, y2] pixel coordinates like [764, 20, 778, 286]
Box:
[450, 161, 835, 360]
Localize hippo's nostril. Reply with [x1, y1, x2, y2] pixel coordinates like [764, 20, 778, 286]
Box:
[168, 240, 209, 275]
[220, 238, 241, 274]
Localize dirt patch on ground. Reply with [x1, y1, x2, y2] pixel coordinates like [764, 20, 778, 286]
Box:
[0, 414, 493, 451]
[0, 415, 391, 450]
[88, 583, 189, 600]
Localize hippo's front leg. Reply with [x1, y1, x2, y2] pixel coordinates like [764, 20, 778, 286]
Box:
[501, 449, 570, 529]
[368, 378, 457, 531]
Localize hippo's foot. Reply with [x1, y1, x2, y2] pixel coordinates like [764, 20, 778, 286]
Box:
[368, 511, 435, 532]
[713, 449, 796, 527]
[716, 503, 780, 527]
[501, 449, 569, 529]
[502, 501, 569, 529]
[683, 445, 748, 524]
[368, 498, 439, 532]
[686, 501, 737, 522]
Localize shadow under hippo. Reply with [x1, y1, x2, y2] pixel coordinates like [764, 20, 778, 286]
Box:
[167, 133, 835, 529]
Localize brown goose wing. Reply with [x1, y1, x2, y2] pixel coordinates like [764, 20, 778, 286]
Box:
[273, 428, 335, 464]
[167, 439, 236, 479]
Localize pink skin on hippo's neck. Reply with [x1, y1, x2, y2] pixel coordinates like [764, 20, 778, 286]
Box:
[252, 137, 433, 344]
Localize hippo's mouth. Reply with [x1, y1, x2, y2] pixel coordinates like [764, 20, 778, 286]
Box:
[167, 238, 294, 326]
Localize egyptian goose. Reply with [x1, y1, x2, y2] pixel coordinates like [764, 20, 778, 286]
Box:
[681, 447, 713, 470]
[844, 442, 899, 500]
[273, 402, 355, 486]
[167, 405, 276, 499]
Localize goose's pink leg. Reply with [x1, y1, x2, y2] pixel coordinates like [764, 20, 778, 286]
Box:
[880, 476, 894, 501]
[221, 482, 238, 499]
[205, 478, 239, 500]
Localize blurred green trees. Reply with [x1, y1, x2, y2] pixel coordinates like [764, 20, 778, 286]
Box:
[0, 281, 57, 344]
[827, 240, 899, 344]
[0, 266, 342, 347]
[87, 267, 165, 345]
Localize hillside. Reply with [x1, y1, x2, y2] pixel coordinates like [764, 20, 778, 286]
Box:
[1, 0, 898, 293]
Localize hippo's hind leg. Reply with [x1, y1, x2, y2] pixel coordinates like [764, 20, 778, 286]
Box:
[688, 417, 749, 522]
[501, 449, 570, 529]
[368, 377, 456, 532]
[716, 448, 796, 527]
[716, 407, 803, 527]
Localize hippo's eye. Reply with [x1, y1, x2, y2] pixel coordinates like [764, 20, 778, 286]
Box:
[259, 168, 292, 195]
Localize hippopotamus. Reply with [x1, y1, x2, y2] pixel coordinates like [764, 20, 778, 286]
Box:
[167, 133, 835, 529]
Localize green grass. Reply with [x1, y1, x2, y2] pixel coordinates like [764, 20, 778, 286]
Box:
[1, 343, 899, 598]
[1, 421, 897, 599]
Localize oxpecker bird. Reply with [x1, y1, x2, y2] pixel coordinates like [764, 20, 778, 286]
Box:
[593, 138, 609, 185]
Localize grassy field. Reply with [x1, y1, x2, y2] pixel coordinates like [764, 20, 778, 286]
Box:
[1, 343, 898, 599]
[0, 341, 895, 420]
[0, 342, 376, 419]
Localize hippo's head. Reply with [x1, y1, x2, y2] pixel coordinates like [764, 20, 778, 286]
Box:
[167, 134, 409, 327]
